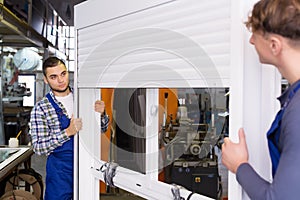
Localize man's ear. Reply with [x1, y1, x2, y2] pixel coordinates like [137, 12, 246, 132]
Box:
[269, 35, 282, 55]
[43, 76, 48, 84]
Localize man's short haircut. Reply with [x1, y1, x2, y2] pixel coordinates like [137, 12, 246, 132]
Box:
[42, 57, 66, 76]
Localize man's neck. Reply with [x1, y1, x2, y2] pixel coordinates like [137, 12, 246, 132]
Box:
[53, 87, 71, 97]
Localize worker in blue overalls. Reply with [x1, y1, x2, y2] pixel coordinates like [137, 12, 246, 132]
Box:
[221, 0, 300, 199]
[29, 57, 109, 200]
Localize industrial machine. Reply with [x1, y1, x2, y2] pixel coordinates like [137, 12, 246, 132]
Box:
[160, 88, 229, 200]
[1, 48, 40, 145]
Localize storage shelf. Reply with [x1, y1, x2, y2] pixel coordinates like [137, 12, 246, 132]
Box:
[0, 3, 50, 48]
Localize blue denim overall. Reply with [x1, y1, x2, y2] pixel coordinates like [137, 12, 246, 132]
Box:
[267, 82, 300, 177]
[45, 94, 73, 200]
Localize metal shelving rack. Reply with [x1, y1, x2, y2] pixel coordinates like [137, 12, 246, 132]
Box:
[0, 0, 69, 144]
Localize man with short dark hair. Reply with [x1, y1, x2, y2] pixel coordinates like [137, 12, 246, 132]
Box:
[30, 57, 109, 200]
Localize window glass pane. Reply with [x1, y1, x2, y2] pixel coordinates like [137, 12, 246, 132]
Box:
[97, 87, 229, 198]
[100, 88, 146, 174]
[158, 88, 229, 199]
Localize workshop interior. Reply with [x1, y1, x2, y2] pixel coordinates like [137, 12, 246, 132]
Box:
[0, 0, 80, 199]
[0, 0, 285, 200]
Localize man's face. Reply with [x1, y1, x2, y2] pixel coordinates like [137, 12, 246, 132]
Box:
[44, 63, 70, 96]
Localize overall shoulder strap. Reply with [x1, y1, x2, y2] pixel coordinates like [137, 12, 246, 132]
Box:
[46, 93, 70, 130]
[46, 93, 62, 112]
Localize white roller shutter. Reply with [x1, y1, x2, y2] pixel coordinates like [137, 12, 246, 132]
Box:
[76, 0, 231, 88]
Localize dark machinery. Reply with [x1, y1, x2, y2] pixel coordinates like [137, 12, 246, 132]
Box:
[160, 89, 229, 200]
[1, 48, 38, 145]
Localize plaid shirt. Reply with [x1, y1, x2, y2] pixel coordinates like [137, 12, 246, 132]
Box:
[29, 90, 109, 155]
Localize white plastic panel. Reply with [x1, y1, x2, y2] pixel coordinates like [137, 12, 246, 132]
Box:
[77, 89, 101, 200]
[75, 0, 175, 30]
[76, 0, 231, 88]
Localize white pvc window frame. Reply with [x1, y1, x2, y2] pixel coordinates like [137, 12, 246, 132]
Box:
[75, 88, 213, 200]
[74, 0, 281, 199]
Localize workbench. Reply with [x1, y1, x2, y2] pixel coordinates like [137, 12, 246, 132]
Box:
[0, 146, 33, 182]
